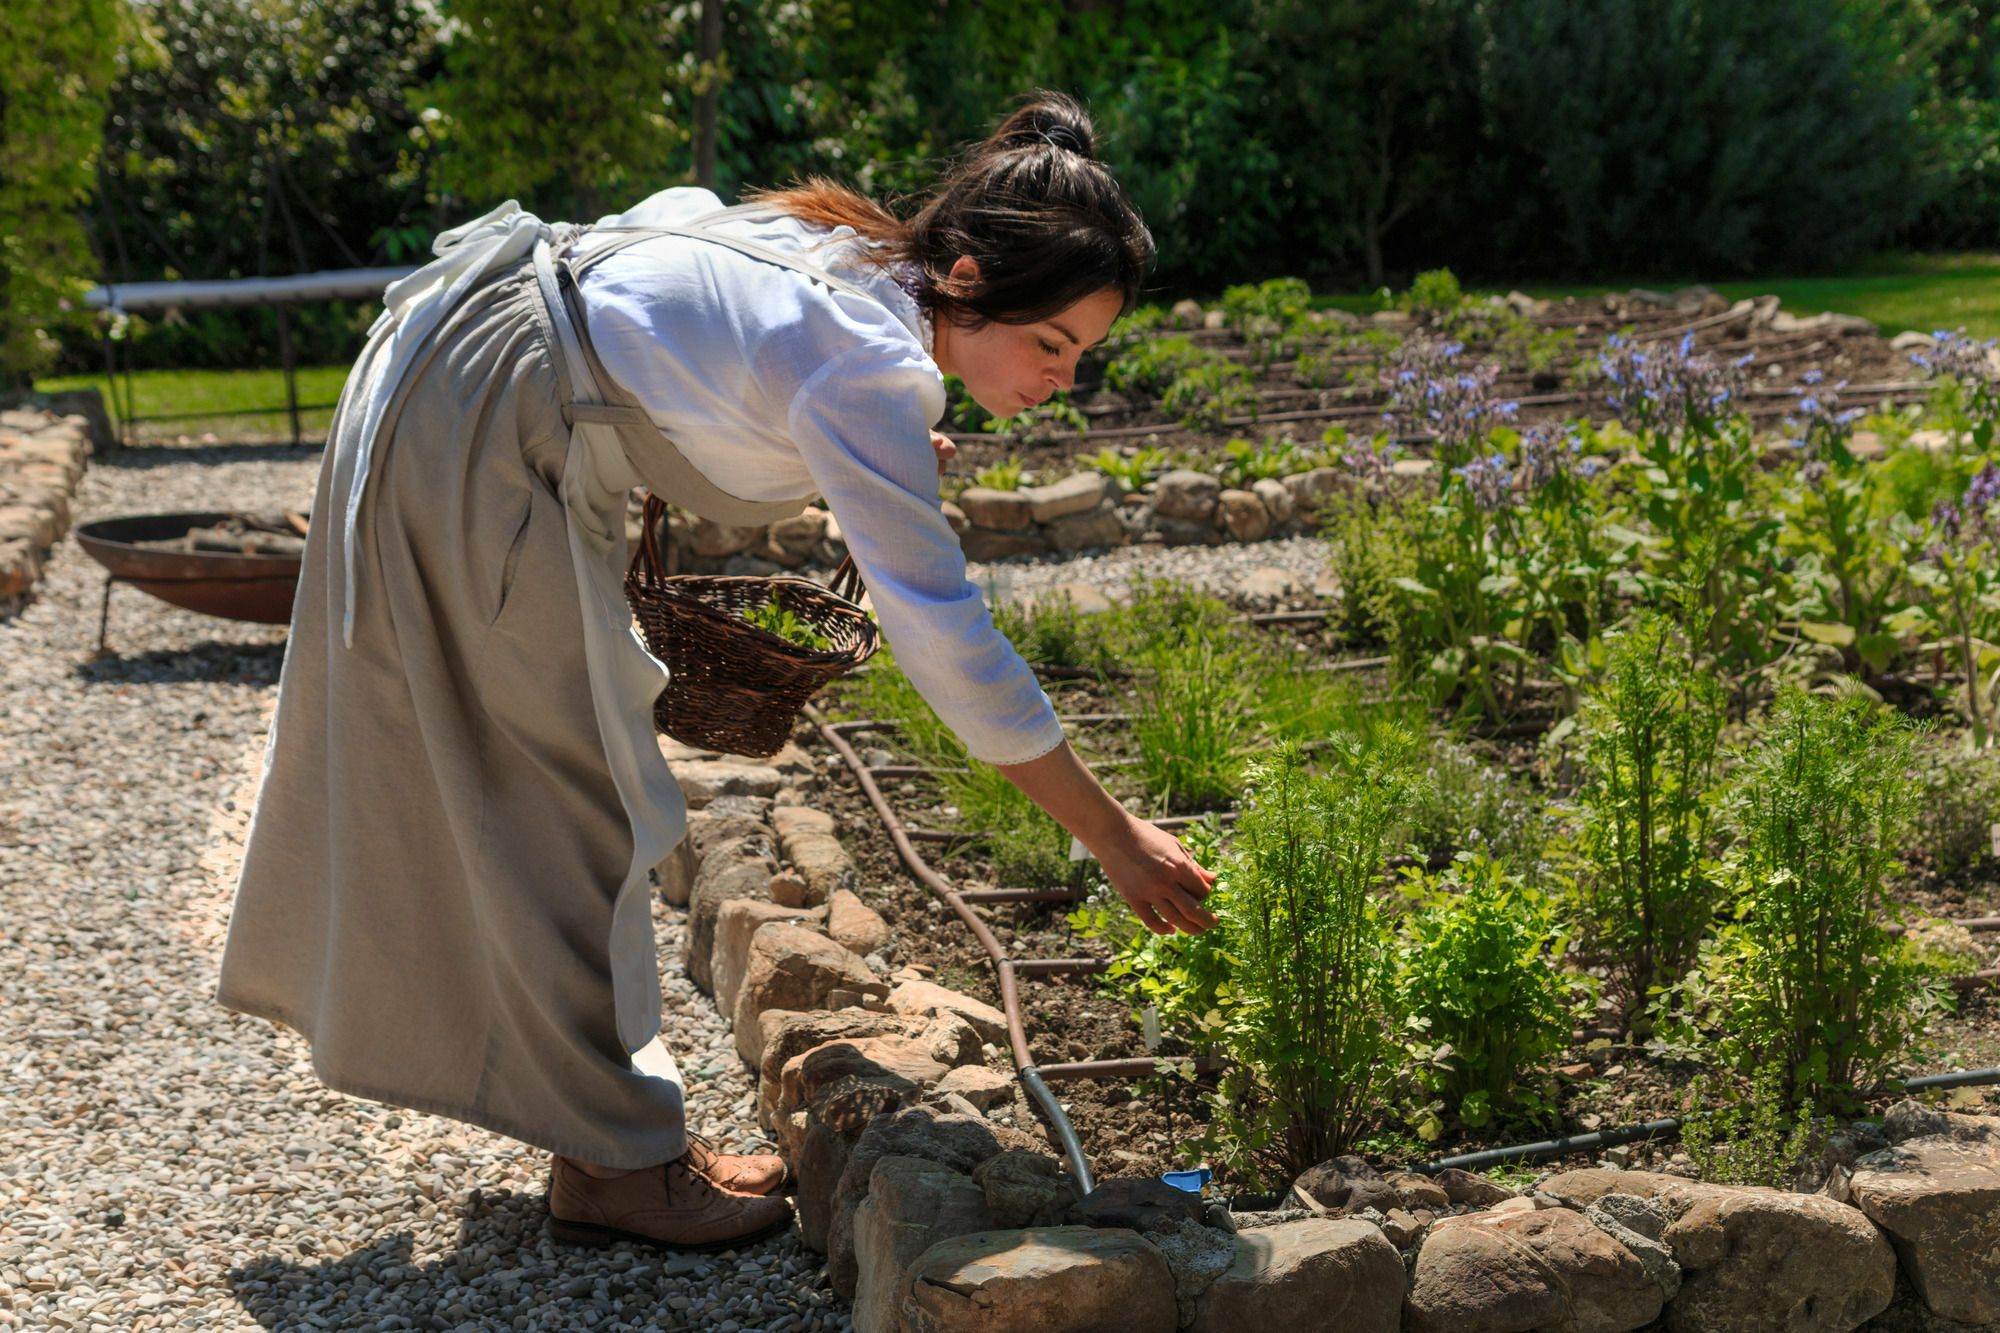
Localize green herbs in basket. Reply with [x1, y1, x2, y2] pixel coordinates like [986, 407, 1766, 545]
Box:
[743, 592, 832, 652]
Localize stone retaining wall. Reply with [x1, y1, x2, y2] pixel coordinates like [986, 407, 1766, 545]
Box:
[0, 390, 110, 611]
[638, 464, 1362, 578]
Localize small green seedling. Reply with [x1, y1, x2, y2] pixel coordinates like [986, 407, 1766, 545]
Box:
[744, 592, 831, 652]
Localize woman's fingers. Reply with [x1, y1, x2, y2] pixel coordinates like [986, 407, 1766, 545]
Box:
[929, 429, 957, 477]
[1110, 829, 1218, 936]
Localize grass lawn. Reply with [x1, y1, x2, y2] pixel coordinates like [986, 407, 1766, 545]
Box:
[1313, 251, 2000, 338]
[33, 364, 350, 443]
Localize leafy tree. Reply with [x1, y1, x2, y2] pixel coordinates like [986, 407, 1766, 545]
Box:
[1892, 0, 2000, 248]
[423, 0, 692, 219]
[96, 0, 443, 282]
[1457, 0, 1924, 277]
[1248, 0, 1478, 288]
[0, 0, 126, 384]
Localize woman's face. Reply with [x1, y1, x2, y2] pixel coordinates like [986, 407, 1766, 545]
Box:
[932, 258, 1124, 419]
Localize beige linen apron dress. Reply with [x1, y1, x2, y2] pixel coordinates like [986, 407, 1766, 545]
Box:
[218, 214, 885, 1167]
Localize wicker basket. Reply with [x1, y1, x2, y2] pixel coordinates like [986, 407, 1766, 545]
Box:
[624, 494, 880, 758]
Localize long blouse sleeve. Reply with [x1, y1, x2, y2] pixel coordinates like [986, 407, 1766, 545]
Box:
[786, 340, 1066, 766]
[578, 210, 1065, 767]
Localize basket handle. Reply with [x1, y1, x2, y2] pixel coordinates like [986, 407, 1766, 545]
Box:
[632, 490, 867, 604]
[632, 492, 668, 585]
[828, 553, 865, 603]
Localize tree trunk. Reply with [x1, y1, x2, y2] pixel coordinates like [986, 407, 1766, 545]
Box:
[692, 0, 724, 191]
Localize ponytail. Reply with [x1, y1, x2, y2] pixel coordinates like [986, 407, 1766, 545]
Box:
[749, 91, 1154, 328]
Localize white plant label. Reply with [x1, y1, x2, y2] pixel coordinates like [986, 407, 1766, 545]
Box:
[1068, 835, 1092, 863]
[1142, 1005, 1162, 1051]
[1990, 822, 1999, 859]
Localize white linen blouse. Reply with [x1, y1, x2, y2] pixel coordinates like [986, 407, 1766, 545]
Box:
[579, 188, 1063, 767]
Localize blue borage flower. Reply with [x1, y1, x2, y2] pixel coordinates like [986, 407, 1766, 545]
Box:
[1380, 339, 1518, 462]
[1598, 332, 1750, 432]
[1929, 461, 2000, 558]
[1783, 368, 1864, 489]
[1518, 422, 1585, 490]
[1911, 329, 1999, 385]
[1451, 453, 1513, 512]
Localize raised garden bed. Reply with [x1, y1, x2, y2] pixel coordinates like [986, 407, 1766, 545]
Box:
[653, 285, 2000, 1331]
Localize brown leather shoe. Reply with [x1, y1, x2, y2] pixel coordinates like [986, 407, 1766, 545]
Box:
[546, 1155, 792, 1252]
[683, 1133, 790, 1196]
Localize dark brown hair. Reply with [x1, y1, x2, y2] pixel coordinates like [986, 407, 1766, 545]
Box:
[747, 93, 1154, 327]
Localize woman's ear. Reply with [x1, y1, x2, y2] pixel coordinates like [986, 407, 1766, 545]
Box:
[946, 255, 983, 293]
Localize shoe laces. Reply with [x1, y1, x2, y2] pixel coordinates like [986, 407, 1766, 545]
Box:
[665, 1152, 720, 1205]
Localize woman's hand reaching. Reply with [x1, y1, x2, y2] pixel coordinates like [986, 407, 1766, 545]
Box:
[1095, 813, 1218, 936]
[994, 740, 1217, 937]
[930, 429, 958, 479]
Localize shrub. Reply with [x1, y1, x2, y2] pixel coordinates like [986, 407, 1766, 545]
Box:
[1398, 854, 1580, 1127]
[1082, 737, 1428, 1185]
[1676, 1063, 1832, 1189]
[1710, 690, 1939, 1107]
[1106, 335, 1215, 399]
[1163, 362, 1257, 431]
[1322, 491, 1421, 653]
[1128, 617, 1253, 813]
[972, 455, 1024, 491]
[1404, 734, 1551, 882]
[992, 587, 1108, 673]
[1394, 268, 1465, 320]
[1566, 614, 1727, 1018]
[1083, 446, 1165, 494]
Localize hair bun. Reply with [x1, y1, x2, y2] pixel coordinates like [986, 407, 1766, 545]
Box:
[1041, 123, 1087, 155]
[988, 92, 1098, 161]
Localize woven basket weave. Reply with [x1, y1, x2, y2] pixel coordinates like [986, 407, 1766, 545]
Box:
[624, 495, 880, 758]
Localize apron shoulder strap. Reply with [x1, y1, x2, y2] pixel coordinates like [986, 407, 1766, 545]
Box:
[565, 211, 884, 305]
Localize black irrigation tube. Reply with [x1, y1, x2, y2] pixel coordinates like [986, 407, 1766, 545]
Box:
[1416, 1066, 2000, 1175]
[807, 703, 1238, 1193]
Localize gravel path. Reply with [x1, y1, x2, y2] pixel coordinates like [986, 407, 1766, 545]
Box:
[0, 446, 841, 1333]
[968, 532, 1335, 605]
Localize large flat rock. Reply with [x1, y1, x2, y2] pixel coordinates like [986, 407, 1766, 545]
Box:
[1192, 1217, 1403, 1333]
[1661, 1188, 1895, 1333]
[1851, 1133, 2000, 1323]
[1407, 1206, 1660, 1333]
[901, 1226, 1176, 1332]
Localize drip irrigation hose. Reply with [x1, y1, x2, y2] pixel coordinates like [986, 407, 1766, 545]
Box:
[809, 704, 1226, 1189]
[1415, 1066, 2000, 1175]
[810, 682, 2000, 1190]
[1018, 1065, 1094, 1195]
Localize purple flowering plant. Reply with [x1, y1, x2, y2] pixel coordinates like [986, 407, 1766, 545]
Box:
[1380, 339, 1517, 470]
[1597, 331, 1775, 662]
[1910, 330, 1999, 449]
[1908, 461, 2000, 748]
[1775, 371, 1904, 673]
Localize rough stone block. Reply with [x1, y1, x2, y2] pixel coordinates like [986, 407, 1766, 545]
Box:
[887, 979, 1008, 1045]
[901, 1226, 1176, 1333]
[1019, 472, 1111, 523]
[1192, 1218, 1403, 1333]
[1409, 1207, 1660, 1333]
[827, 888, 893, 957]
[853, 1156, 996, 1333]
[732, 925, 887, 1064]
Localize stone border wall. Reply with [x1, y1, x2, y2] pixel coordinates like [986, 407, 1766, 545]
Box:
[638, 465, 1359, 580]
[0, 391, 109, 611]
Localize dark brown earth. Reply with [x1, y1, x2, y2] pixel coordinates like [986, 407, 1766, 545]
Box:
[942, 294, 1934, 483]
